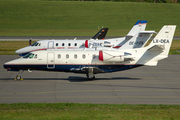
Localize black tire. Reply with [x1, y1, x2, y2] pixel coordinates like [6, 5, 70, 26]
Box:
[88, 76, 95, 80]
[86, 74, 95, 80]
[16, 75, 21, 81]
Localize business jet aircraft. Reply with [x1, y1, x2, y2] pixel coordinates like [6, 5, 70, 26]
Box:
[15, 28, 108, 56]
[15, 20, 148, 55]
[4, 25, 176, 80]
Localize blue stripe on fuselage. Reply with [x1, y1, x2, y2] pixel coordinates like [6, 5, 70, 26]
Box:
[4, 64, 142, 73]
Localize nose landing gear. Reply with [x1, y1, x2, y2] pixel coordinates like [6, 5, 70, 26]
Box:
[15, 70, 24, 81]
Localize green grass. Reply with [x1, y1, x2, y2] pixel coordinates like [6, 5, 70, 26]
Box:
[0, 0, 180, 36]
[1, 41, 180, 55]
[0, 103, 180, 120]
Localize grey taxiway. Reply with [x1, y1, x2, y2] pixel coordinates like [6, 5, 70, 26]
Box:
[0, 55, 180, 104]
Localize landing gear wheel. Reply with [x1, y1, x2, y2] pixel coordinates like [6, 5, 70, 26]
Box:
[86, 74, 95, 80]
[16, 75, 21, 81]
[90, 76, 95, 80]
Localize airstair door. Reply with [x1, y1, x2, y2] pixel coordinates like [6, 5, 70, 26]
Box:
[47, 52, 55, 69]
[48, 41, 54, 49]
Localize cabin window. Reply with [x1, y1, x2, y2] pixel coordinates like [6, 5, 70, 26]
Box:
[68, 43, 71, 46]
[82, 54, 86, 59]
[74, 54, 77, 59]
[34, 54, 37, 59]
[58, 54, 61, 59]
[62, 43, 64, 46]
[56, 43, 58, 46]
[93, 54, 96, 59]
[66, 54, 69, 59]
[74, 43, 77, 46]
[38, 43, 41, 46]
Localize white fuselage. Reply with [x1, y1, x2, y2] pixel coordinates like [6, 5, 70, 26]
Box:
[15, 38, 126, 55]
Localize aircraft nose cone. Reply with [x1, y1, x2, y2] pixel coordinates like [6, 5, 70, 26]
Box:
[15, 50, 19, 54]
[3, 62, 9, 69]
[15, 48, 23, 54]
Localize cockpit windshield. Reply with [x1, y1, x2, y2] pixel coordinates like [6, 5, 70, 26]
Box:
[23, 53, 34, 59]
[31, 42, 41, 46]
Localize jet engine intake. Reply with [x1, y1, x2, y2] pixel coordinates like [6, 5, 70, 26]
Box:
[99, 51, 125, 62]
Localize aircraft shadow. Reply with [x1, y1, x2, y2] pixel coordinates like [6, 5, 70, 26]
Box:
[68, 76, 140, 82]
[0, 76, 140, 82]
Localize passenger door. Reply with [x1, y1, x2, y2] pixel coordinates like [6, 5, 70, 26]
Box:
[48, 41, 54, 49]
[47, 52, 55, 69]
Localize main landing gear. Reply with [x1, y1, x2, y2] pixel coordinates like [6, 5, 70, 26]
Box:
[15, 70, 24, 81]
[86, 67, 95, 80]
[86, 74, 95, 80]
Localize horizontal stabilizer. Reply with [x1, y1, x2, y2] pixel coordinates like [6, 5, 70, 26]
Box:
[139, 31, 157, 34]
[148, 45, 165, 51]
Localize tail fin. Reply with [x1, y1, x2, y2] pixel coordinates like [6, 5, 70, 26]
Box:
[113, 20, 148, 49]
[92, 28, 109, 40]
[118, 30, 156, 50]
[147, 25, 176, 56]
[126, 20, 147, 38]
[133, 31, 156, 48]
[137, 25, 176, 66]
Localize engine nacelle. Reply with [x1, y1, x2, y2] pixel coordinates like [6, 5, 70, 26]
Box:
[85, 40, 88, 48]
[85, 40, 103, 48]
[99, 51, 126, 62]
[85, 40, 114, 48]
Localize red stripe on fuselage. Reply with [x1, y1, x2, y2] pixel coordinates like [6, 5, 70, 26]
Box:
[113, 46, 121, 48]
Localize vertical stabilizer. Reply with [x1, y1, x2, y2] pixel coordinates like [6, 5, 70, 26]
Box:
[126, 20, 147, 37]
[119, 30, 156, 50]
[148, 25, 176, 57]
[114, 20, 148, 49]
[137, 25, 176, 66]
[92, 28, 109, 40]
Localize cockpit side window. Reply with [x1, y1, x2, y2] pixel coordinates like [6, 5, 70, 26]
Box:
[29, 54, 34, 59]
[34, 54, 37, 58]
[23, 53, 35, 59]
[23, 53, 31, 58]
[35, 43, 39, 46]
[31, 42, 40, 46]
[31, 42, 37, 46]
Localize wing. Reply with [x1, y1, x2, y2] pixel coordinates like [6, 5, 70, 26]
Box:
[70, 67, 105, 74]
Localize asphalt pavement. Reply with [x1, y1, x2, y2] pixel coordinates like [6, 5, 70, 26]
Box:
[0, 55, 180, 104]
